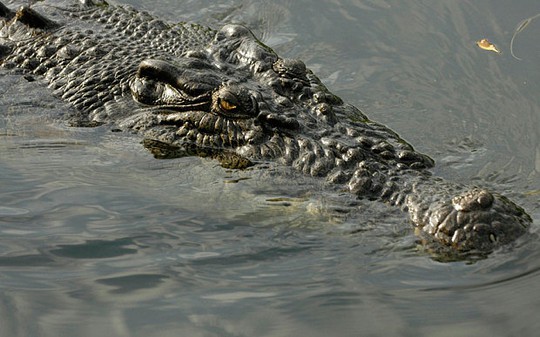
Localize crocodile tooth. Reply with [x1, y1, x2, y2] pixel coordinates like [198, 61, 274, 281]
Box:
[198, 114, 216, 132]
[196, 132, 204, 145]
[177, 123, 189, 137]
[226, 120, 238, 146]
[456, 211, 470, 228]
[186, 129, 197, 141]
[214, 117, 224, 132]
[437, 215, 457, 234]
[213, 135, 222, 148]
[451, 229, 465, 244]
[434, 231, 450, 245]
[201, 134, 212, 147]
[211, 135, 220, 148]
[220, 132, 229, 147]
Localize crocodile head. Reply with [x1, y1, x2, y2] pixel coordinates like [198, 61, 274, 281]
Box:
[122, 24, 362, 170]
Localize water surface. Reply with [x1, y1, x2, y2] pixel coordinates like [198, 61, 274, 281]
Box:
[1, 0, 539, 336]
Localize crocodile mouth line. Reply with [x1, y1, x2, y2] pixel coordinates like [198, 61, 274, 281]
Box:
[151, 101, 212, 114]
[136, 105, 248, 149]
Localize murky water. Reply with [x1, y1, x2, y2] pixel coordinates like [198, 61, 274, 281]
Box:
[1, 0, 539, 336]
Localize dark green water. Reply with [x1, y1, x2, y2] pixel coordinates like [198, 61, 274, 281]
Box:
[1, 0, 539, 336]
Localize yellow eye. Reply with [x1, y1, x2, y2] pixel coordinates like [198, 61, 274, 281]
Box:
[219, 99, 237, 111]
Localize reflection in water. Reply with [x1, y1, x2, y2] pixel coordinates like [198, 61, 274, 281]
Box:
[96, 274, 170, 294]
[0, 0, 539, 336]
[49, 239, 139, 259]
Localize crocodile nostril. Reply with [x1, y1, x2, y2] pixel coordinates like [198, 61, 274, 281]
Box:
[452, 189, 494, 212]
[475, 190, 494, 209]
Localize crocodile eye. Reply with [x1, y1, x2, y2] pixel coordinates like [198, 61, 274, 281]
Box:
[217, 90, 240, 113]
[219, 98, 237, 111]
[212, 86, 256, 118]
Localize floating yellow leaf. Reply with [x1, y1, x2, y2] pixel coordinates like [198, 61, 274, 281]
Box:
[476, 38, 500, 54]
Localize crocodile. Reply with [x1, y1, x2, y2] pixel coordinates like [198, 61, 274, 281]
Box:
[0, 0, 532, 258]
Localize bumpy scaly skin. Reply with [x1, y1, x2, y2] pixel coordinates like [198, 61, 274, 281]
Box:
[0, 0, 531, 256]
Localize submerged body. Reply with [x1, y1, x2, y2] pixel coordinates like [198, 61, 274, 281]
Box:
[0, 0, 531, 257]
